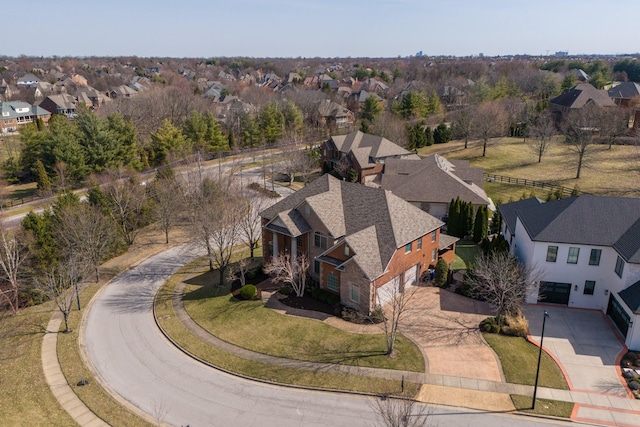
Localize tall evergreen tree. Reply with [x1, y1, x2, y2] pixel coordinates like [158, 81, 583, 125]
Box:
[35, 159, 51, 193]
[473, 206, 489, 243]
[464, 202, 474, 237]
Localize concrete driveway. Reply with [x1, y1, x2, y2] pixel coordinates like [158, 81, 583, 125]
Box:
[401, 284, 504, 382]
[523, 304, 628, 396]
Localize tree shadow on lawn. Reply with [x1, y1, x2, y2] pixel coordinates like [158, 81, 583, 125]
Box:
[298, 340, 389, 366]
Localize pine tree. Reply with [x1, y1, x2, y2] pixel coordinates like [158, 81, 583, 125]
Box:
[464, 202, 474, 237]
[35, 159, 51, 193]
[425, 126, 434, 146]
[473, 206, 489, 243]
[447, 198, 457, 237]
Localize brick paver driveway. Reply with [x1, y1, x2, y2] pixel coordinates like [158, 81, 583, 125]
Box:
[401, 284, 504, 382]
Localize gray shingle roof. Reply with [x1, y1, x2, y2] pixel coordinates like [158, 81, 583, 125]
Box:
[381, 155, 490, 206]
[261, 174, 443, 279]
[0, 101, 50, 119]
[619, 280, 640, 314]
[503, 195, 640, 263]
[608, 82, 640, 100]
[330, 131, 411, 167]
[438, 233, 459, 250]
[497, 197, 543, 234]
[549, 83, 615, 109]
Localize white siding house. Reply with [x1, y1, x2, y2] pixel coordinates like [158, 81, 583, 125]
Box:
[499, 196, 640, 350]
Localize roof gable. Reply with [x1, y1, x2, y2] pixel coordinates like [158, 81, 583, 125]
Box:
[619, 280, 640, 315]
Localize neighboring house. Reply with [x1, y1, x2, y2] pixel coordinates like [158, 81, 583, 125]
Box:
[359, 78, 389, 94]
[321, 130, 418, 184]
[498, 195, 640, 350]
[548, 83, 615, 121]
[379, 154, 492, 220]
[39, 94, 77, 118]
[260, 174, 457, 313]
[75, 86, 110, 109]
[0, 79, 13, 101]
[569, 68, 590, 82]
[109, 85, 138, 99]
[16, 73, 40, 87]
[608, 81, 640, 108]
[317, 100, 355, 130]
[0, 101, 51, 133]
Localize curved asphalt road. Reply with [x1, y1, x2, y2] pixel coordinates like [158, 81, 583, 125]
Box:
[83, 242, 569, 427]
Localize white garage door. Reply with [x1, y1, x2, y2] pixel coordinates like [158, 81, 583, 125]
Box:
[404, 265, 418, 289]
[376, 276, 400, 306]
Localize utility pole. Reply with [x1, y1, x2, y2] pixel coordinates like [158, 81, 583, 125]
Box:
[532, 310, 549, 409]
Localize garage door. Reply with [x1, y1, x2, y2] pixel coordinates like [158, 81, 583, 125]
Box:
[404, 265, 418, 289]
[607, 295, 630, 338]
[538, 281, 571, 305]
[376, 276, 400, 306]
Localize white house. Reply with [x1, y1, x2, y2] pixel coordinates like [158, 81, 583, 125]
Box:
[499, 196, 640, 350]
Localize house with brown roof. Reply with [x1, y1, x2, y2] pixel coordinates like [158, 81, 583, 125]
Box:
[321, 130, 418, 184]
[608, 81, 640, 108]
[379, 154, 492, 220]
[39, 94, 77, 118]
[317, 100, 354, 131]
[549, 83, 615, 121]
[260, 174, 456, 313]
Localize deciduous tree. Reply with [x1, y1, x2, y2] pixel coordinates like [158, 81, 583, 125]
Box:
[264, 253, 310, 298]
[471, 101, 507, 157]
[528, 113, 556, 163]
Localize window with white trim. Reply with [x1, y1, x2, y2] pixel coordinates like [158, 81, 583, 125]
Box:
[350, 285, 359, 303]
[431, 230, 437, 242]
[327, 272, 339, 292]
[405, 242, 411, 253]
[417, 237, 422, 250]
[615, 256, 625, 278]
[567, 247, 579, 264]
[546, 246, 558, 262]
[431, 248, 437, 261]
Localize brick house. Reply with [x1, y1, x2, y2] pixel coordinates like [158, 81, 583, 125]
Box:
[0, 101, 51, 134]
[320, 131, 419, 184]
[39, 94, 77, 118]
[260, 174, 457, 313]
[549, 83, 615, 121]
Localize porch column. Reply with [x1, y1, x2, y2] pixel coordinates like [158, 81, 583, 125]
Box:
[273, 234, 278, 258]
[291, 237, 297, 264]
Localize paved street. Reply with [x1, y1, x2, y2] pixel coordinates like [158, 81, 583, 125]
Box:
[82, 244, 571, 427]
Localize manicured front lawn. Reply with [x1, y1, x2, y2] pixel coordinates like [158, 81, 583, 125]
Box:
[156, 267, 421, 397]
[483, 333, 569, 390]
[182, 272, 424, 372]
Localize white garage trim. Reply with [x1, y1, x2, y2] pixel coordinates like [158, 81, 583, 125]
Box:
[376, 276, 400, 306]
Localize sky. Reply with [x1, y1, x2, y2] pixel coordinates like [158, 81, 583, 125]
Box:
[3, 0, 639, 58]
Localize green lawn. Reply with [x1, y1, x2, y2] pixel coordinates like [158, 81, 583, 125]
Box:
[452, 240, 481, 271]
[511, 394, 574, 418]
[181, 270, 424, 372]
[156, 265, 421, 397]
[483, 333, 569, 390]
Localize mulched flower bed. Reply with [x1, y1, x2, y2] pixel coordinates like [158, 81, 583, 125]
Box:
[278, 292, 338, 316]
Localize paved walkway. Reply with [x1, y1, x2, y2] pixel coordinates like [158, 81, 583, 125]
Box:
[173, 285, 640, 426]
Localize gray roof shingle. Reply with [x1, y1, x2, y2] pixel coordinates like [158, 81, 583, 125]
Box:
[330, 131, 411, 167]
[619, 280, 640, 314]
[381, 155, 490, 206]
[502, 195, 640, 263]
[261, 174, 443, 279]
[550, 83, 615, 109]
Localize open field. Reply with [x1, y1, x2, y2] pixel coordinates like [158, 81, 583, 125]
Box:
[419, 137, 640, 201]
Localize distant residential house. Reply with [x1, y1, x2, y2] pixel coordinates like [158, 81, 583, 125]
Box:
[608, 82, 640, 108]
[569, 68, 590, 82]
[548, 83, 615, 121]
[437, 85, 468, 109]
[109, 85, 138, 99]
[359, 78, 389, 94]
[260, 174, 455, 313]
[320, 130, 418, 184]
[16, 73, 41, 87]
[379, 154, 492, 220]
[498, 195, 640, 350]
[218, 70, 236, 81]
[75, 86, 110, 109]
[0, 79, 13, 101]
[317, 100, 354, 131]
[0, 101, 51, 133]
[39, 94, 77, 118]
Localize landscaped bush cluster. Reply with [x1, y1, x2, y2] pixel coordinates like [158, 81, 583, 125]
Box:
[238, 284, 257, 300]
[340, 306, 384, 324]
[311, 288, 340, 306]
[247, 182, 279, 198]
[621, 351, 640, 399]
[480, 315, 528, 337]
[278, 286, 292, 296]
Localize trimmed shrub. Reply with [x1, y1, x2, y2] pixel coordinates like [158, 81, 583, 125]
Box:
[369, 306, 385, 324]
[327, 293, 340, 306]
[311, 288, 322, 300]
[238, 284, 257, 300]
[434, 258, 449, 287]
[480, 317, 500, 334]
[279, 286, 292, 296]
[500, 315, 528, 337]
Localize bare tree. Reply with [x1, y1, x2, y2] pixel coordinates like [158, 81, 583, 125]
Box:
[227, 257, 250, 288]
[264, 253, 310, 297]
[452, 107, 473, 149]
[599, 107, 629, 149]
[101, 168, 149, 245]
[36, 257, 86, 332]
[208, 194, 244, 286]
[369, 394, 432, 427]
[471, 101, 507, 157]
[280, 145, 318, 185]
[238, 192, 269, 258]
[0, 226, 29, 314]
[564, 103, 606, 179]
[150, 167, 183, 244]
[528, 113, 556, 163]
[464, 251, 539, 325]
[54, 202, 117, 282]
[377, 279, 418, 356]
